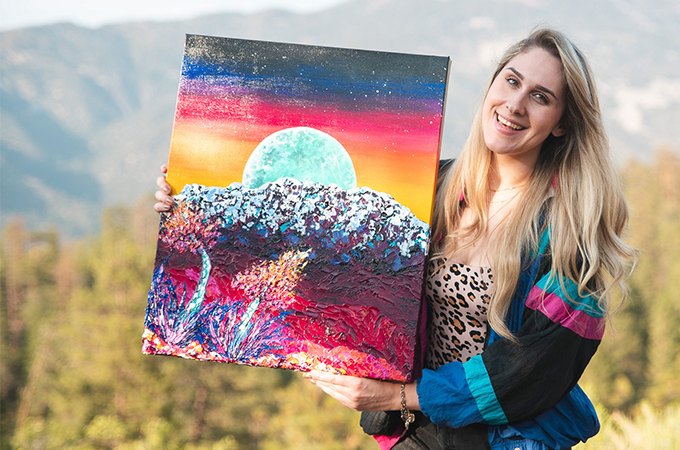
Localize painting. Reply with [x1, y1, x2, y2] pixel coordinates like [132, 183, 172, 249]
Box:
[142, 34, 450, 382]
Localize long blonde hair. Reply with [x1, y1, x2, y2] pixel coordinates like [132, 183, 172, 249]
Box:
[431, 28, 637, 341]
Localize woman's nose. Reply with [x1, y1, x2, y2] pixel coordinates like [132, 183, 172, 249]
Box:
[505, 92, 526, 116]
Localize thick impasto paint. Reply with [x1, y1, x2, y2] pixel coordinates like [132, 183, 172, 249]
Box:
[143, 35, 449, 381]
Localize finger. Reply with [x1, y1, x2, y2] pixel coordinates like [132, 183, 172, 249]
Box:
[156, 175, 172, 193]
[304, 373, 344, 392]
[315, 383, 360, 410]
[313, 380, 352, 397]
[154, 189, 174, 204]
[154, 191, 174, 212]
[304, 370, 354, 386]
[154, 201, 171, 212]
[308, 376, 362, 403]
[160, 163, 168, 174]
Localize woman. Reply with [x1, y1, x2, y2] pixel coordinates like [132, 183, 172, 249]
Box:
[155, 28, 636, 449]
[301, 29, 637, 449]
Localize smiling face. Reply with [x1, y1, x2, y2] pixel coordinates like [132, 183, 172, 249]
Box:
[482, 47, 567, 164]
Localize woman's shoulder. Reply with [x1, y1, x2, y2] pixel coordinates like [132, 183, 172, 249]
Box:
[437, 158, 455, 187]
[439, 158, 455, 172]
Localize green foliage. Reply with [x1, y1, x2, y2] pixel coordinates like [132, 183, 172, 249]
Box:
[581, 149, 680, 414]
[1, 197, 374, 450]
[2, 151, 679, 448]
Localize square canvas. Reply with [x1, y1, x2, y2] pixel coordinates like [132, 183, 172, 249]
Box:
[143, 34, 449, 382]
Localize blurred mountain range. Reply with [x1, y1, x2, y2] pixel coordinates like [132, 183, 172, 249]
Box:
[1, 0, 679, 236]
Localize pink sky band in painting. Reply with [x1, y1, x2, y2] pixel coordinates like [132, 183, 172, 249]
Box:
[174, 95, 443, 146]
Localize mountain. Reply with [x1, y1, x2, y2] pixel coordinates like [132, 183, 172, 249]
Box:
[1, 0, 679, 236]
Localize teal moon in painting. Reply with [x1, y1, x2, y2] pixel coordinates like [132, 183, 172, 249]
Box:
[242, 127, 358, 189]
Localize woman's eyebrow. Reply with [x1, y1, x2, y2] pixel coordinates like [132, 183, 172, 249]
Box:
[506, 67, 558, 101]
[507, 67, 525, 81]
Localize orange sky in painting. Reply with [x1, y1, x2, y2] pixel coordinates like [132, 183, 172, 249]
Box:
[167, 119, 441, 224]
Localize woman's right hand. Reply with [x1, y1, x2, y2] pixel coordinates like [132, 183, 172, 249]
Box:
[154, 163, 175, 212]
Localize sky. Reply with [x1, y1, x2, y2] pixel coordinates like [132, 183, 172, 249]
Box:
[0, 0, 349, 31]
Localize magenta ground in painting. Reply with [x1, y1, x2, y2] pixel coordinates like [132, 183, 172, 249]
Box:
[143, 35, 449, 382]
[144, 181, 428, 381]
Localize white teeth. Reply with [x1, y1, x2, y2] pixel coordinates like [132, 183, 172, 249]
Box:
[497, 114, 524, 130]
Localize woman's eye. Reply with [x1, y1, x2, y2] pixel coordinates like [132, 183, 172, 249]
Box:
[506, 77, 519, 87]
[533, 93, 549, 104]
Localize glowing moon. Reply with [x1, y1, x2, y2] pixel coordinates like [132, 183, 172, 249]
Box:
[242, 127, 357, 190]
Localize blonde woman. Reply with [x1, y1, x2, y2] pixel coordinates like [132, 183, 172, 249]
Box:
[302, 28, 637, 450]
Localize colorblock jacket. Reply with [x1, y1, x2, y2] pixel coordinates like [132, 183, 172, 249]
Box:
[416, 226, 602, 450]
[367, 161, 603, 450]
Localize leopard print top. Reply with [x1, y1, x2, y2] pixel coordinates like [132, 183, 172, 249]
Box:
[424, 258, 494, 369]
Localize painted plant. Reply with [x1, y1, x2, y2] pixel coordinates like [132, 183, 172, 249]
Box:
[144, 196, 222, 353]
[143, 35, 449, 381]
[207, 249, 310, 361]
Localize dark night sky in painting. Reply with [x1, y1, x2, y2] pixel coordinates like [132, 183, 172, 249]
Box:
[182, 33, 449, 111]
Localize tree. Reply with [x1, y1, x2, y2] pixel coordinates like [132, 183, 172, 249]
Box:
[1, 218, 61, 449]
[582, 148, 680, 412]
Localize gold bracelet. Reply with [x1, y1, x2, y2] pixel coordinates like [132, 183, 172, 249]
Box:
[400, 384, 415, 430]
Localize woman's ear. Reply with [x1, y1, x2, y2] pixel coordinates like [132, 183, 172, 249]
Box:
[551, 122, 567, 137]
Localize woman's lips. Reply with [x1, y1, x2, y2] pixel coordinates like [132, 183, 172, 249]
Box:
[496, 113, 526, 130]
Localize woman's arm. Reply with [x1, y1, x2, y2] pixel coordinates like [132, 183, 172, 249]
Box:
[418, 270, 604, 428]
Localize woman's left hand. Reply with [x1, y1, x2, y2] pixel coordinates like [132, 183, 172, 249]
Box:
[303, 371, 407, 411]
[154, 163, 174, 212]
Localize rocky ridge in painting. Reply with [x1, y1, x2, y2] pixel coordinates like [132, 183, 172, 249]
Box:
[143, 178, 428, 381]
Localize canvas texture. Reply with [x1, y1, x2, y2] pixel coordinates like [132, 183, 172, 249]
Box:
[143, 34, 449, 381]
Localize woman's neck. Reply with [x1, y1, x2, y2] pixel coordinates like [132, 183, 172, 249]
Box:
[489, 153, 537, 191]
